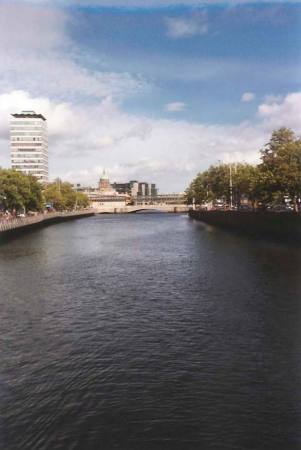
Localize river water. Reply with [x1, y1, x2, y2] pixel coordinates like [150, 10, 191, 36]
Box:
[1, 213, 301, 450]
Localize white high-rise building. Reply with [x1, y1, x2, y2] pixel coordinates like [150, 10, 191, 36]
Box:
[10, 111, 48, 183]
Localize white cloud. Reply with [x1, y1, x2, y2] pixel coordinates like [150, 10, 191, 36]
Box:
[0, 53, 148, 100]
[4, 89, 301, 192]
[0, 2, 149, 101]
[2, 89, 301, 192]
[165, 102, 186, 112]
[241, 92, 255, 102]
[263, 94, 283, 104]
[0, 3, 69, 52]
[165, 13, 208, 39]
[258, 92, 301, 132]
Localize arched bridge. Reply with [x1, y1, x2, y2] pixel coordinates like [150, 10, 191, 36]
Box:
[95, 205, 189, 214]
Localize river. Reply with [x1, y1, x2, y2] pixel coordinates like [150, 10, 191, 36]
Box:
[1, 213, 300, 449]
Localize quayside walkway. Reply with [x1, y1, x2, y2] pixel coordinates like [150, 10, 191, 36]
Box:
[0, 210, 94, 234]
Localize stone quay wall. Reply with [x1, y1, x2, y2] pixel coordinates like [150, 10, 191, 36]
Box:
[189, 209, 301, 239]
[0, 210, 95, 236]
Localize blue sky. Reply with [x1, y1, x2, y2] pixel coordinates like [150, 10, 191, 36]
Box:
[0, 1, 300, 191]
[73, 3, 300, 122]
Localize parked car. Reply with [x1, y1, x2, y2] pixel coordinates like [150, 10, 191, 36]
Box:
[238, 204, 253, 211]
[266, 204, 294, 212]
[213, 201, 227, 210]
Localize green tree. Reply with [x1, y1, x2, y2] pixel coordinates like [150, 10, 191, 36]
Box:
[43, 180, 90, 211]
[186, 163, 258, 206]
[44, 181, 65, 210]
[185, 170, 210, 204]
[76, 191, 90, 208]
[0, 169, 43, 212]
[232, 163, 260, 208]
[60, 182, 77, 210]
[27, 175, 44, 211]
[259, 128, 301, 209]
[186, 128, 301, 210]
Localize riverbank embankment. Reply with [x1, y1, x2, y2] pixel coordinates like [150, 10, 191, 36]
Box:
[0, 210, 95, 237]
[189, 209, 301, 239]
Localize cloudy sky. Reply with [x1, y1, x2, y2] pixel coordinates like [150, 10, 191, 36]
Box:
[0, 0, 300, 192]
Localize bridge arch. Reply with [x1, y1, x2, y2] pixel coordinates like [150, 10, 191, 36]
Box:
[95, 205, 189, 214]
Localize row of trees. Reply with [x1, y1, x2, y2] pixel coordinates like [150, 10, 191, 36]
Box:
[0, 170, 89, 213]
[186, 128, 301, 210]
[44, 181, 89, 210]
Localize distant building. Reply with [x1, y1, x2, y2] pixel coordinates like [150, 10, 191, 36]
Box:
[73, 179, 184, 208]
[151, 184, 158, 197]
[138, 182, 148, 197]
[74, 176, 160, 208]
[130, 181, 139, 197]
[111, 180, 158, 201]
[98, 170, 113, 193]
[111, 180, 141, 197]
[76, 172, 127, 209]
[111, 182, 131, 195]
[152, 193, 186, 205]
[10, 111, 48, 183]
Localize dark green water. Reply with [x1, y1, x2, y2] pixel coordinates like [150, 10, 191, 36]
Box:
[1, 214, 300, 449]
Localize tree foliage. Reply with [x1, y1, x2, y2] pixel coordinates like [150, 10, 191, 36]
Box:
[44, 180, 89, 211]
[186, 163, 258, 206]
[186, 128, 301, 210]
[258, 128, 301, 206]
[0, 169, 44, 212]
[0, 171, 90, 213]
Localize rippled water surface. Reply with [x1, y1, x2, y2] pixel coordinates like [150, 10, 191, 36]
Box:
[1, 214, 301, 450]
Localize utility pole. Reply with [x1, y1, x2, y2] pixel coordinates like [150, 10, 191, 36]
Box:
[56, 178, 61, 193]
[229, 164, 233, 209]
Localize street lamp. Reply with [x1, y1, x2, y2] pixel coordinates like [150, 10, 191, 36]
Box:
[229, 164, 233, 209]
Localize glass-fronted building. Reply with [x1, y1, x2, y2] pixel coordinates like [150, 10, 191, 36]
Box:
[10, 111, 48, 183]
